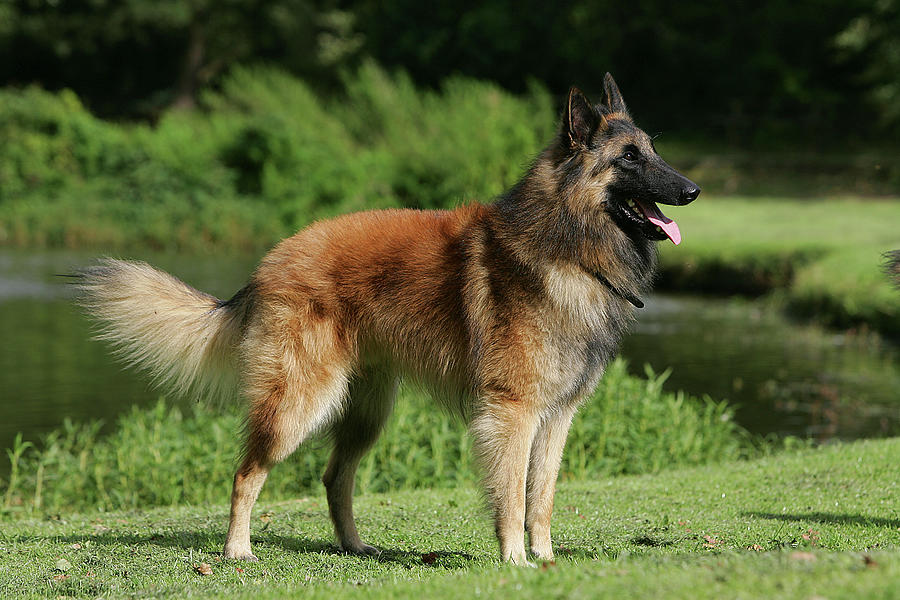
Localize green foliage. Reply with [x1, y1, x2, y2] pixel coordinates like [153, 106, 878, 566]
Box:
[0, 65, 555, 249]
[0, 83, 280, 249]
[0, 87, 131, 197]
[338, 62, 555, 209]
[5, 0, 896, 144]
[353, 1, 879, 142]
[206, 66, 397, 228]
[835, 0, 900, 130]
[0, 0, 340, 116]
[1, 359, 753, 514]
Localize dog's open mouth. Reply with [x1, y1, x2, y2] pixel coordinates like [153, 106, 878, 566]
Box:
[624, 199, 681, 245]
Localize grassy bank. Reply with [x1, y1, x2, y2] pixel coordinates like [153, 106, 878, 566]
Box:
[1, 360, 754, 515]
[659, 197, 900, 336]
[1, 437, 896, 598]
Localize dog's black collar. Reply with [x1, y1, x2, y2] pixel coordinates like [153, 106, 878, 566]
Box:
[591, 272, 644, 309]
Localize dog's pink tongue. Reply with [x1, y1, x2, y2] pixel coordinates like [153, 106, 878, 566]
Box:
[637, 200, 681, 245]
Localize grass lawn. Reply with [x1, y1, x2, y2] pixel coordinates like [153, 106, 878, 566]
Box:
[3, 438, 897, 599]
[660, 196, 900, 334]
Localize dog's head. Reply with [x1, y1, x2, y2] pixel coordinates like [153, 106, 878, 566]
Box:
[558, 73, 699, 245]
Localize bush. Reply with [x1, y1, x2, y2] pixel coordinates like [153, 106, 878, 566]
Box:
[0, 87, 133, 199]
[0, 64, 557, 250]
[339, 61, 555, 209]
[1, 359, 756, 514]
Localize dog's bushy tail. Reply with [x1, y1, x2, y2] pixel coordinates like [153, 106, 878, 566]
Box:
[76, 258, 250, 401]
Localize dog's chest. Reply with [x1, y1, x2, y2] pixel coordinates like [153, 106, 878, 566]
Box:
[535, 265, 634, 406]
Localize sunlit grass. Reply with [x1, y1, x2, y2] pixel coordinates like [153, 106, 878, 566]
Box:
[660, 196, 900, 333]
[1, 438, 896, 599]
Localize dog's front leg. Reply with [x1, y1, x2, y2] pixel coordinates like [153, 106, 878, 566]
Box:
[470, 397, 540, 566]
[525, 404, 578, 560]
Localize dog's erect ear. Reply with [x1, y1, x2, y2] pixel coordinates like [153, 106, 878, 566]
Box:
[603, 73, 628, 115]
[565, 87, 598, 148]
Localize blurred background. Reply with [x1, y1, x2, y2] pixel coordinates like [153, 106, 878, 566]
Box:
[1, 1, 899, 505]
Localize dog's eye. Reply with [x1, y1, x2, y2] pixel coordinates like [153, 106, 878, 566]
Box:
[623, 151, 638, 162]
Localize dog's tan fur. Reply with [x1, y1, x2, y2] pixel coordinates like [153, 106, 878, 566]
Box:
[79, 75, 698, 566]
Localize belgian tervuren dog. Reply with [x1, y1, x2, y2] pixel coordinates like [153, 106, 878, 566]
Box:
[78, 73, 699, 566]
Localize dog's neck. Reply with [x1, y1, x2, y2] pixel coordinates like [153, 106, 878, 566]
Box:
[491, 148, 657, 303]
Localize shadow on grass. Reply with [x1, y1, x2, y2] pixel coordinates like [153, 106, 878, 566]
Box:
[25, 529, 481, 569]
[261, 533, 478, 568]
[745, 512, 900, 529]
[630, 535, 676, 548]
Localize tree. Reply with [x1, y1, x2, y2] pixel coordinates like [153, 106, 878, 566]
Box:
[835, 0, 900, 130]
[0, 0, 357, 116]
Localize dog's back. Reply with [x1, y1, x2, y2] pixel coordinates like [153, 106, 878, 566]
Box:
[249, 206, 483, 399]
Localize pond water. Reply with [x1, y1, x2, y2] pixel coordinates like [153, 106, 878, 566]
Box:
[1, 249, 898, 458]
[620, 295, 900, 441]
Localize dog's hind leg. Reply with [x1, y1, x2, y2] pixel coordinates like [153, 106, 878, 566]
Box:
[224, 455, 272, 561]
[525, 404, 577, 560]
[470, 396, 541, 566]
[224, 312, 352, 561]
[322, 365, 398, 554]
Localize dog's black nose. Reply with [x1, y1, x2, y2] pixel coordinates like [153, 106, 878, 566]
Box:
[680, 185, 700, 204]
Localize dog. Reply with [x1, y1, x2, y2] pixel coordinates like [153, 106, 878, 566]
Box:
[77, 73, 699, 566]
[886, 250, 900, 287]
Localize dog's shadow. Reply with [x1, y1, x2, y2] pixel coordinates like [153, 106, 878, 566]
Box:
[39, 529, 479, 569]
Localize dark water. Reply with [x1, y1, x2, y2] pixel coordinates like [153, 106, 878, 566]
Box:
[621, 295, 900, 441]
[0, 249, 259, 457]
[1, 250, 899, 457]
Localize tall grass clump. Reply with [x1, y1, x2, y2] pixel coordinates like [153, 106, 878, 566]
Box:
[563, 361, 749, 478]
[1, 359, 755, 515]
[338, 61, 555, 209]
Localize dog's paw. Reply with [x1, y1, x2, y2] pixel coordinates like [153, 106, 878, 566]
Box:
[223, 546, 259, 562]
[514, 558, 537, 568]
[342, 542, 381, 557]
[506, 551, 537, 568]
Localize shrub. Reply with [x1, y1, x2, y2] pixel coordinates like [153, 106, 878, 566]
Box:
[340, 62, 555, 209]
[0, 64, 556, 249]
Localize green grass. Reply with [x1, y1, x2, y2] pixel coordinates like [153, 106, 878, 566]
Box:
[660, 196, 900, 335]
[1, 360, 754, 514]
[1, 438, 897, 598]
